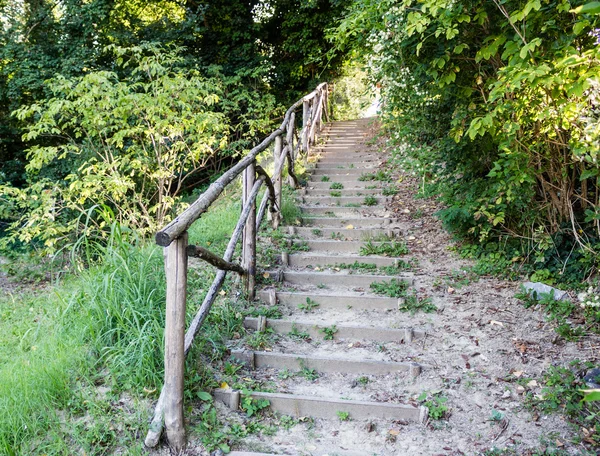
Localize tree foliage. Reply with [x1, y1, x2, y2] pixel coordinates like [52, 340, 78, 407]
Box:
[332, 0, 600, 281]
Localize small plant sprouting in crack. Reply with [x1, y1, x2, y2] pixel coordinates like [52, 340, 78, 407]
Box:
[399, 292, 437, 314]
[417, 391, 448, 420]
[298, 297, 319, 312]
[288, 324, 311, 341]
[320, 325, 338, 340]
[330, 182, 344, 190]
[336, 411, 350, 421]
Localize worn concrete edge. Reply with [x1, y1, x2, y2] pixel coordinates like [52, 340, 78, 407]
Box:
[214, 388, 428, 423]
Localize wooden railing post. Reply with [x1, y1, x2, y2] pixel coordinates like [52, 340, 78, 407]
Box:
[163, 231, 188, 451]
[302, 99, 310, 154]
[242, 162, 257, 299]
[271, 136, 283, 229]
[310, 96, 318, 146]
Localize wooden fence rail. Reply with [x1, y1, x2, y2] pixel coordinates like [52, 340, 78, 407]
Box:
[145, 83, 329, 450]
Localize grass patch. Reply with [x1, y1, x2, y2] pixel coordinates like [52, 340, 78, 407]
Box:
[329, 182, 344, 190]
[330, 191, 342, 197]
[0, 191, 245, 454]
[360, 240, 409, 256]
[370, 278, 410, 298]
[358, 170, 391, 182]
[320, 176, 330, 182]
[363, 196, 378, 206]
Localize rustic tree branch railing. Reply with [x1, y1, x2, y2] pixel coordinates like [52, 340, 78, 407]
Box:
[145, 83, 329, 450]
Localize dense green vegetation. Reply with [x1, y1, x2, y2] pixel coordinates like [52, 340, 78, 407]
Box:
[2, 0, 600, 453]
[332, 0, 600, 285]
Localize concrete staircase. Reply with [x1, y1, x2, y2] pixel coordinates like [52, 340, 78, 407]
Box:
[218, 118, 430, 455]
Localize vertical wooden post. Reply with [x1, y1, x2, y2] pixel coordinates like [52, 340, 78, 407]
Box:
[242, 163, 256, 299]
[310, 96, 318, 146]
[272, 136, 283, 229]
[286, 113, 296, 187]
[163, 231, 188, 451]
[287, 112, 295, 161]
[302, 99, 309, 155]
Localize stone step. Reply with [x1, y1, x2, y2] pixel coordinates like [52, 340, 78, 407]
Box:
[301, 217, 397, 228]
[304, 188, 382, 196]
[214, 389, 428, 423]
[289, 240, 386, 254]
[290, 226, 398, 240]
[299, 206, 385, 217]
[231, 349, 423, 377]
[315, 161, 378, 168]
[285, 252, 399, 268]
[300, 195, 385, 206]
[304, 182, 382, 190]
[311, 167, 368, 176]
[257, 290, 400, 311]
[243, 318, 425, 344]
[278, 271, 414, 289]
[307, 175, 377, 183]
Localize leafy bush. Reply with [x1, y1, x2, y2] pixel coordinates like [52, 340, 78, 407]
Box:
[331, 0, 600, 284]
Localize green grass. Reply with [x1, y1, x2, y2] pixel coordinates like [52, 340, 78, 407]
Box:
[363, 196, 378, 206]
[360, 240, 409, 256]
[370, 278, 410, 298]
[329, 182, 344, 190]
[0, 191, 244, 454]
[330, 191, 342, 197]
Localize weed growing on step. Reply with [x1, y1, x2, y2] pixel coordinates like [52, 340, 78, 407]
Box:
[286, 240, 310, 253]
[363, 196, 378, 206]
[320, 325, 338, 340]
[321, 176, 330, 182]
[316, 283, 327, 289]
[345, 203, 361, 208]
[336, 411, 350, 421]
[281, 187, 303, 226]
[417, 391, 449, 420]
[365, 185, 378, 189]
[330, 191, 342, 197]
[246, 304, 283, 320]
[288, 324, 311, 341]
[298, 366, 319, 381]
[278, 369, 294, 380]
[400, 292, 436, 314]
[360, 240, 409, 256]
[331, 232, 344, 240]
[330, 182, 344, 190]
[356, 376, 369, 386]
[382, 186, 399, 196]
[240, 396, 270, 417]
[358, 170, 391, 182]
[334, 261, 378, 272]
[311, 228, 322, 236]
[279, 415, 298, 430]
[246, 328, 277, 350]
[298, 297, 319, 312]
[370, 278, 410, 298]
[325, 211, 336, 217]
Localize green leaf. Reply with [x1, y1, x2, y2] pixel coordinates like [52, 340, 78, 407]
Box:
[581, 390, 600, 402]
[571, 2, 600, 14]
[197, 391, 213, 401]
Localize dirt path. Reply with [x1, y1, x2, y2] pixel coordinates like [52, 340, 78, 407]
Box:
[204, 119, 594, 456]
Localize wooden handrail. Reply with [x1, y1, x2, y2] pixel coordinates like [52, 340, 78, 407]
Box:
[146, 82, 330, 451]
